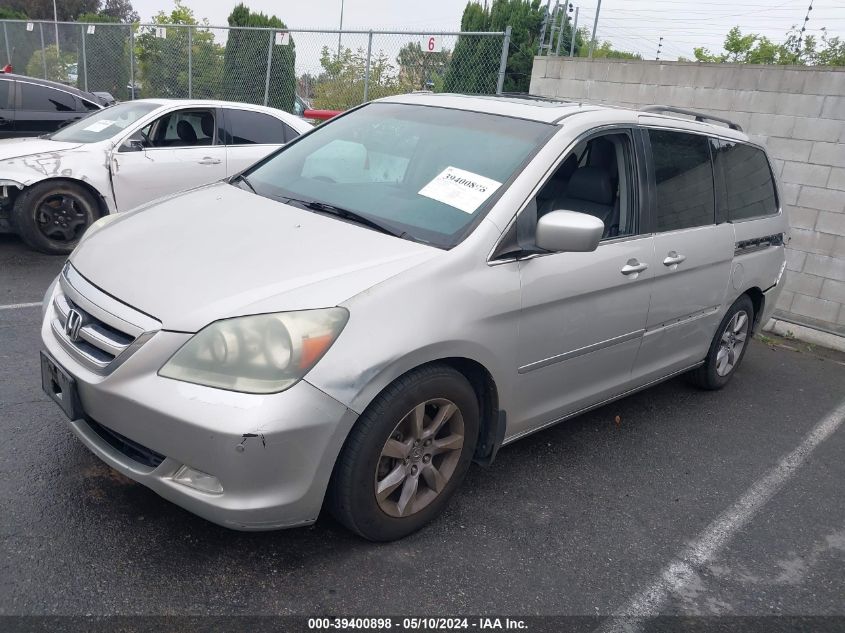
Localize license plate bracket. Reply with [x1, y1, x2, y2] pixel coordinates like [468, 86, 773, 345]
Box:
[40, 351, 82, 420]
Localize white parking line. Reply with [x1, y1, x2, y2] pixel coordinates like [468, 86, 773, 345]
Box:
[0, 302, 41, 311]
[600, 398, 845, 632]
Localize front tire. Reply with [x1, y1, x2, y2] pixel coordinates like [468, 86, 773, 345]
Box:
[11, 181, 100, 255]
[687, 294, 754, 390]
[329, 364, 479, 541]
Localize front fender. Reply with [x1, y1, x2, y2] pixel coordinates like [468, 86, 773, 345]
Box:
[0, 148, 117, 214]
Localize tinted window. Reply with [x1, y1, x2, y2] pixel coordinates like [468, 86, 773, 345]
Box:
[716, 140, 778, 221]
[20, 83, 76, 112]
[226, 109, 286, 145]
[283, 122, 300, 143]
[0, 80, 9, 108]
[649, 130, 715, 232]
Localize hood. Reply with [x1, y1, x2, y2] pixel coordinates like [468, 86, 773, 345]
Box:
[0, 137, 82, 162]
[70, 182, 439, 332]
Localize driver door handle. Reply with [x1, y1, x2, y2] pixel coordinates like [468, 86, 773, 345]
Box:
[198, 157, 221, 165]
[663, 251, 687, 266]
[621, 259, 648, 276]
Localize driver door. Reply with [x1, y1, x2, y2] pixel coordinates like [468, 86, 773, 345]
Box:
[111, 107, 226, 211]
[511, 128, 655, 437]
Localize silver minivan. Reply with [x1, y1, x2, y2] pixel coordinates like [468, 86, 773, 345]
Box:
[40, 94, 788, 541]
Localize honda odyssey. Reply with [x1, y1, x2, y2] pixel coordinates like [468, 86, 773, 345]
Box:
[40, 94, 788, 541]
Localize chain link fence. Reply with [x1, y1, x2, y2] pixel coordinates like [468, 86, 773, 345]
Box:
[0, 19, 510, 113]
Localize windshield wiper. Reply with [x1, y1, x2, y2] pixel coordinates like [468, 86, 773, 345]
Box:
[282, 196, 408, 239]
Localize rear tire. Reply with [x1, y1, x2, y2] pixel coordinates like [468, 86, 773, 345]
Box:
[329, 364, 479, 541]
[687, 294, 754, 390]
[11, 181, 100, 255]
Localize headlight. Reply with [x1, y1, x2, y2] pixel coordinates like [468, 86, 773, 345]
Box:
[159, 308, 348, 394]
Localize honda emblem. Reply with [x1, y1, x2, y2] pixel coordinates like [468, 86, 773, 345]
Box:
[64, 309, 83, 342]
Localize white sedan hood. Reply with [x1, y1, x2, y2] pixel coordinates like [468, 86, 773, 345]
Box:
[0, 136, 82, 162]
[70, 182, 439, 332]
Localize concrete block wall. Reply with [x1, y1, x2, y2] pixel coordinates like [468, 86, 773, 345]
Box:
[531, 58, 845, 336]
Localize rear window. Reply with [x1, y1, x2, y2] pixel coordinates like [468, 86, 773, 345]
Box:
[225, 109, 287, 145]
[716, 141, 779, 221]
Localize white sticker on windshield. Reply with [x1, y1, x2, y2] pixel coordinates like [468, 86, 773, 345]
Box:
[418, 166, 502, 214]
[83, 119, 114, 133]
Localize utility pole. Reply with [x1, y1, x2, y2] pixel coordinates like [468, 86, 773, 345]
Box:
[53, 0, 60, 55]
[547, 1, 559, 56]
[655, 36, 663, 60]
[337, 0, 345, 56]
[538, 0, 551, 54]
[588, 0, 601, 59]
[569, 6, 579, 57]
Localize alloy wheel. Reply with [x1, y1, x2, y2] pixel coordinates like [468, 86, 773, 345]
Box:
[716, 310, 749, 377]
[374, 398, 465, 518]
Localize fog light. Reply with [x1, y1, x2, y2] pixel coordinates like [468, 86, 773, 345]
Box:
[172, 465, 223, 494]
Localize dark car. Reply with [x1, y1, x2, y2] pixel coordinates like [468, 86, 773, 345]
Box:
[0, 73, 112, 138]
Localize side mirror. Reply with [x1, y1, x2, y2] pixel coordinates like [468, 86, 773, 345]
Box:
[122, 138, 146, 152]
[536, 210, 604, 253]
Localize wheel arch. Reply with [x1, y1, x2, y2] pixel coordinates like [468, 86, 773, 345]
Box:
[21, 176, 111, 220]
[742, 286, 765, 330]
[333, 353, 506, 468]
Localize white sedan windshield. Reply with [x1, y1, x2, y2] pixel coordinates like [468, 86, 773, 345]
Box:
[49, 102, 159, 143]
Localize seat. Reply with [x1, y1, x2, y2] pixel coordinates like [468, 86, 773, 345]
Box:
[538, 154, 578, 217]
[176, 120, 198, 145]
[198, 113, 215, 145]
[553, 167, 614, 227]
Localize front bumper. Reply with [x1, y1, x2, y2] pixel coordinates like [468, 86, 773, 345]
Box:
[41, 293, 358, 530]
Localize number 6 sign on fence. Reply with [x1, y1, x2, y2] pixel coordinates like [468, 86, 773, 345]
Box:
[422, 35, 442, 53]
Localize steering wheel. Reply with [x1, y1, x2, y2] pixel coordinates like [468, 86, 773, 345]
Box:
[312, 175, 337, 183]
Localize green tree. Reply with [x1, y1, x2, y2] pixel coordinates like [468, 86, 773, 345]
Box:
[313, 46, 402, 110]
[25, 44, 76, 82]
[222, 3, 296, 112]
[577, 31, 641, 59]
[444, 0, 559, 94]
[135, 0, 223, 99]
[693, 25, 844, 66]
[77, 12, 131, 98]
[2, 0, 98, 21]
[100, 0, 139, 22]
[443, 2, 502, 93]
[396, 42, 451, 91]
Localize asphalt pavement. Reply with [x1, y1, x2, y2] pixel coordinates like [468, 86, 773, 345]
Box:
[1, 233, 844, 625]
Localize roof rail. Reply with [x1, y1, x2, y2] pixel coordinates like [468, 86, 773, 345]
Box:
[639, 105, 743, 132]
[497, 92, 572, 104]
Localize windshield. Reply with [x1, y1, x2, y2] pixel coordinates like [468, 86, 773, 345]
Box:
[49, 101, 159, 143]
[243, 102, 553, 248]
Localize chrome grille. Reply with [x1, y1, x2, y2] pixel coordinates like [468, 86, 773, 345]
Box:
[50, 264, 160, 372]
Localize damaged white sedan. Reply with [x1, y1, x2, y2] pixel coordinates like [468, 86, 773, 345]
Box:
[0, 99, 311, 254]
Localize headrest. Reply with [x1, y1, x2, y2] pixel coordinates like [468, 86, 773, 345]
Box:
[567, 167, 614, 206]
[200, 112, 214, 137]
[177, 120, 197, 142]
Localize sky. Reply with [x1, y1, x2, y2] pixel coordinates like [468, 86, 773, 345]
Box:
[129, 0, 845, 61]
